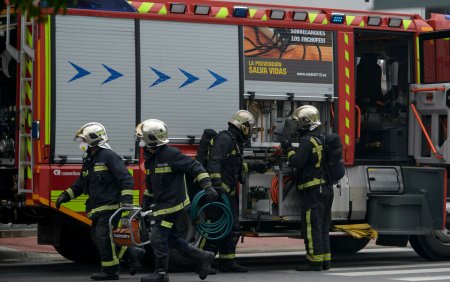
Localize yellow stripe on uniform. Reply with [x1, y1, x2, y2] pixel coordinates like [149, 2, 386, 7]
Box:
[196, 172, 209, 182]
[66, 188, 75, 199]
[94, 165, 108, 172]
[219, 254, 235, 259]
[161, 220, 173, 229]
[121, 189, 134, 196]
[297, 178, 326, 190]
[155, 167, 172, 173]
[87, 204, 120, 218]
[310, 137, 322, 168]
[210, 173, 221, 179]
[153, 198, 190, 216]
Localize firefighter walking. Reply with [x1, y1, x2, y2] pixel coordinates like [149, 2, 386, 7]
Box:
[282, 106, 334, 271]
[55, 122, 144, 280]
[136, 119, 217, 282]
[200, 110, 267, 273]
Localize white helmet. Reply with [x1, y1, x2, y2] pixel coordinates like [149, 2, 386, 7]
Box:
[229, 110, 256, 138]
[292, 105, 321, 131]
[74, 122, 109, 147]
[135, 119, 169, 147]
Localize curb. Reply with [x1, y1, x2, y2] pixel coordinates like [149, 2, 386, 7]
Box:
[0, 229, 37, 238]
[0, 246, 63, 262]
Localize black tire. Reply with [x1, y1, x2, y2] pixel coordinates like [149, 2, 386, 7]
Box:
[54, 217, 99, 263]
[410, 232, 450, 261]
[330, 236, 370, 254]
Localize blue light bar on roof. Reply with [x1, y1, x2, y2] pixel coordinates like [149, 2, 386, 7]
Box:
[233, 6, 249, 18]
[331, 13, 345, 24]
[445, 14, 450, 20]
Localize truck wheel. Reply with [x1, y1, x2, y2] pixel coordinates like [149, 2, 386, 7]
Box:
[410, 230, 450, 261]
[410, 201, 450, 261]
[54, 217, 99, 263]
[330, 236, 370, 254]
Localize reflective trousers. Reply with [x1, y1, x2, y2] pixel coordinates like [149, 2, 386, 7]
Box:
[300, 185, 334, 266]
[91, 211, 120, 274]
[150, 211, 190, 271]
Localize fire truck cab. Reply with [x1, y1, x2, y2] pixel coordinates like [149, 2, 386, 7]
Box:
[0, 0, 449, 264]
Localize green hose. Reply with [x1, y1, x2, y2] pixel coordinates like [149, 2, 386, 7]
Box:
[191, 190, 233, 241]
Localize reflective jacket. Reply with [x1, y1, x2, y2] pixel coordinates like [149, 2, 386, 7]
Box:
[143, 145, 211, 218]
[287, 129, 326, 190]
[207, 126, 245, 195]
[66, 147, 134, 219]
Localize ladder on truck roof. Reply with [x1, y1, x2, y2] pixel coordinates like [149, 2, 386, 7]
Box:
[6, 6, 35, 194]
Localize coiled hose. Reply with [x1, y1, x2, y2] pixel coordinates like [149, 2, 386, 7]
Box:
[191, 190, 233, 241]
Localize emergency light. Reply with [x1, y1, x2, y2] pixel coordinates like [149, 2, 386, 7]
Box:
[170, 3, 186, 14]
[194, 5, 210, 15]
[331, 13, 345, 24]
[388, 17, 402, 27]
[233, 6, 248, 18]
[367, 16, 381, 26]
[445, 14, 450, 20]
[270, 10, 285, 20]
[293, 11, 308, 21]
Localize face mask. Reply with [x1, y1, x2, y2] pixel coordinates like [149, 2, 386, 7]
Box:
[79, 142, 89, 152]
[139, 140, 147, 148]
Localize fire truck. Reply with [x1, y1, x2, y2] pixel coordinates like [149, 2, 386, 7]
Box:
[1, 0, 449, 264]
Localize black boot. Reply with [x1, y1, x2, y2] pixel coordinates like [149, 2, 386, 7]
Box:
[295, 263, 322, 271]
[219, 259, 248, 273]
[323, 261, 331, 270]
[183, 245, 215, 280]
[140, 270, 169, 282]
[90, 272, 119, 280]
[128, 246, 146, 275]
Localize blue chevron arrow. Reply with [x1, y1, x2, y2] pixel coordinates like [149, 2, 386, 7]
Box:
[207, 70, 228, 89]
[68, 61, 91, 82]
[101, 64, 123, 84]
[178, 68, 199, 88]
[150, 67, 171, 87]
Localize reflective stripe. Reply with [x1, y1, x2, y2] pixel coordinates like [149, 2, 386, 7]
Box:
[323, 253, 331, 261]
[161, 220, 173, 229]
[153, 198, 190, 216]
[243, 162, 249, 174]
[66, 188, 75, 199]
[87, 204, 120, 218]
[101, 258, 120, 267]
[222, 183, 230, 193]
[230, 190, 236, 196]
[306, 253, 323, 262]
[121, 189, 134, 196]
[155, 167, 172, 173]
[297, 178, 326, 190]
[306, 209, 323, 262]
[145, 169, 150, 175]
[199, 237, 207, 250]
[94, 165, 108, 172]
[83, 171, 89, 177]
[310, 137, 322, 168]
[210, 173, 221, 179]
[219, 253, 235, 259]
[196, 172, 209, 182]
[144, 190, 153, 196]
[287, 150, 296, 159]
[231, 149, 236, 155]
[118, 246, 128, 259]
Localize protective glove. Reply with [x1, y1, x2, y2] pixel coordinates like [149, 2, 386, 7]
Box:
[204, 187, 218, 202]
[252, 162, 268, 174]
[55, 191, 70, 209]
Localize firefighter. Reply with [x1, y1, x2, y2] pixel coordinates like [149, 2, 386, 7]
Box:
[282, 105, 334, 271]
[136, 119, 217, 282]
[55, 122, 145, 280]
[200, 110, 267, 273]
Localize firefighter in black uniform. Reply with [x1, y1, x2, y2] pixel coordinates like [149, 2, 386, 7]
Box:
[282, 105, 333, 271]
[136, 119, 218, 282]
[55, 122, 145, 280]
[200, 110, 267, 273]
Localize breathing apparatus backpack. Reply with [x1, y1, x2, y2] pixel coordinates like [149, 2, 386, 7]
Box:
[321, 133, 345, 184]
[195, 129, 218, 167]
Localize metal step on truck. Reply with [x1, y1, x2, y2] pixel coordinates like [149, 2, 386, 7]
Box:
[0, 0, 449, 265]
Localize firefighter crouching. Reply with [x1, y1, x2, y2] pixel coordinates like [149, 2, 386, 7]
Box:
[281, 106, 334, 271]
[55, 122, 145, 280]
[200, 110, 267, 273]
[136, 119, 218, 282]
